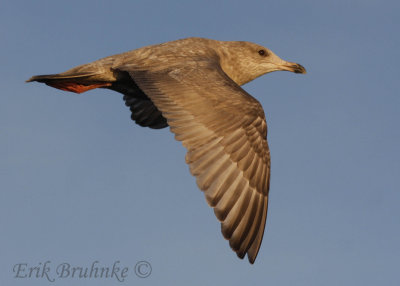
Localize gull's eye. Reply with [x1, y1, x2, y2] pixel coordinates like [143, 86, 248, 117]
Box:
[258, 49, 268, 57]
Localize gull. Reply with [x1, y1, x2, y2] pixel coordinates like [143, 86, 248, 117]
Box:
[27, 37, 306, 263]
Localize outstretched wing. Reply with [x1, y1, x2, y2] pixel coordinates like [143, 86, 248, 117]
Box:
[117, 61, 271, 263]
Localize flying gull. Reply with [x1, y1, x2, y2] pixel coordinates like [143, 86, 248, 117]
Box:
[27, 37, 306, 263]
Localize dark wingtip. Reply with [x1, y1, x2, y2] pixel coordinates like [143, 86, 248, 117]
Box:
[236, 250, 257, 264]
[247, 253, 256, 264]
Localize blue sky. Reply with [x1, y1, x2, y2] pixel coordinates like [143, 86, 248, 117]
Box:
[1, 0, 399, 285]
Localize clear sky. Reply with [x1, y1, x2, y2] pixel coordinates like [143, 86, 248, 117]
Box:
[1, 0, 399, 285]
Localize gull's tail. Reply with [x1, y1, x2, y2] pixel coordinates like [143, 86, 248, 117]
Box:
[27, 62, 116, 94]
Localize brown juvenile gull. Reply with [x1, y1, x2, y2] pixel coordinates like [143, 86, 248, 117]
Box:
[27, 37, 306, 263]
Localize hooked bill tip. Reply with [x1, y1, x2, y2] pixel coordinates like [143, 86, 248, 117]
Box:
[293, 63, 306, 74]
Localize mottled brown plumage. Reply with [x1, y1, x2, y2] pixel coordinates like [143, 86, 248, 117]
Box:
[27, 37, 306, 263]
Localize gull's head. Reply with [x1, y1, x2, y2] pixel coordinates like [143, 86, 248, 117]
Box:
[217, 41, 306, 85]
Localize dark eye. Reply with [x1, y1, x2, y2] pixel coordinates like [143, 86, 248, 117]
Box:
[258, 49, 267, 56]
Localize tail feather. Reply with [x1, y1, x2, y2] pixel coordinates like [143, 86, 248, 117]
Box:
[26, 72, 100, 83]
[27, 60, 118, 94]
[27, 72, 113, 94]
